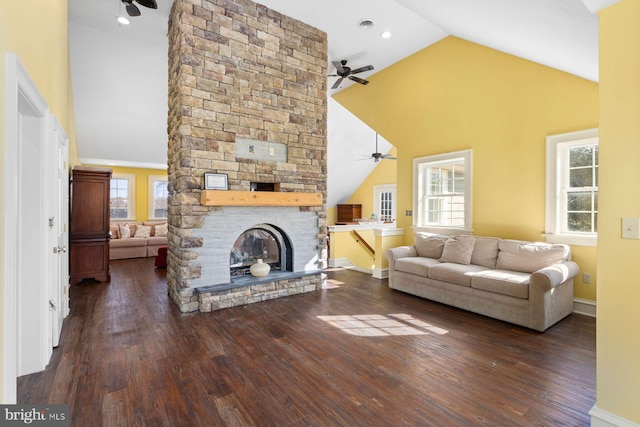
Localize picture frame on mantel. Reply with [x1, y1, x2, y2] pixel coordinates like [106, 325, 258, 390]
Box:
[204, 173, 228, 190]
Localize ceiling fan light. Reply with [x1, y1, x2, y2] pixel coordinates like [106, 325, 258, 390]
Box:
[116, 16, 130, 25]
[381, 31, 392, 39]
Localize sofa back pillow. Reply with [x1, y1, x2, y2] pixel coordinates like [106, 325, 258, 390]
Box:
[470, 237, 500, 268]
[439, 236, 476, 265]
[134, 225, 152, 238]
[118, 223, 131, 239]
[414, 233, 447, 259]
[154, 223, 168, 237]
[144, 221, 167, 236]
[496, 240, 570, 273]
[110, 223, 120, 239]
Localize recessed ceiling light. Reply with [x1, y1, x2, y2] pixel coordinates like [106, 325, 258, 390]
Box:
[380, 31, 392, 39]
[116, 16, 130, 25]
[358, 19, 375, 30]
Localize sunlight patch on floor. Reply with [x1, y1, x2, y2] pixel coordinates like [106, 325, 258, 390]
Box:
[317, 313, 449, 337]
[322, 279, 342, 289]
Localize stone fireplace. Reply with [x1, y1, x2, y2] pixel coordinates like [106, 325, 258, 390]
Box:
[167, 0, 328, 312]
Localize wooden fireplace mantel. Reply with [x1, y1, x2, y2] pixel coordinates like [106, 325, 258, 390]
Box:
[200, 190, 323, 207]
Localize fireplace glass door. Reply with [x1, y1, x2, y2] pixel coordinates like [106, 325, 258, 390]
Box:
[230, 228, 280, 275]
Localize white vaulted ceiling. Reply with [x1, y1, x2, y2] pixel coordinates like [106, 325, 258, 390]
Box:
[68, 0, 605, 206]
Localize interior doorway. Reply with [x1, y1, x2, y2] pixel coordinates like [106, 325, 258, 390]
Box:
[3, 53, 69, 403]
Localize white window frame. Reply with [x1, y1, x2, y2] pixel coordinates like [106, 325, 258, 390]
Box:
[148, 175, 168, 220]
[110, 173, 136, 222]
[413, 149, 473, 235]
[373, 184, 397, 223]
[545, 128, 598, 247]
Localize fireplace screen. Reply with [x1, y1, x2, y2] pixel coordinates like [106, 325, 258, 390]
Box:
[230, 228, 281, 275]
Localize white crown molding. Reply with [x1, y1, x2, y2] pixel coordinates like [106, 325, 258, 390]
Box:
[581, 0, 621, 13]
[79, 157, 167, 171]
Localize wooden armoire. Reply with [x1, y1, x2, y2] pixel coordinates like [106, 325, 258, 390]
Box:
[70, 166, 112, 285]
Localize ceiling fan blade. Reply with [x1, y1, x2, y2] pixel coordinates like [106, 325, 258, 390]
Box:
[125, 3, 141, 16]
[350, 65, 374, 74]
[135, 0, 158, 9]
[349, 76, 369, 85]
[331, 77, 345, 90]
[332, 61, 345, 73]
[381, 155, 397, 160]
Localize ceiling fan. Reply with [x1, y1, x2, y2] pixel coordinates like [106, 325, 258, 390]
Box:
[121, 0, 158, 17]
[361, 133, 397, 162]
[329, 60, 374, 90]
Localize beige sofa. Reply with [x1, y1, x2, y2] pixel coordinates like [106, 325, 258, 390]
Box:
[109, 222, 168, 260]
[385, 233, 579, 332]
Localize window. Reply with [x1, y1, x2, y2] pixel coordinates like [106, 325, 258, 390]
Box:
[149, 175, 168, 219]
[413, 149, 472, 234]
[545, 129, 598, 246]
[110, 174, 135, 220]
[374, 184, 396, 222]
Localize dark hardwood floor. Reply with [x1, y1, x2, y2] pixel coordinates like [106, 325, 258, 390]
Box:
[18, 258, 595, 426]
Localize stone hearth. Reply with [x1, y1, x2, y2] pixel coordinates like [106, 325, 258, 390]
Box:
[167, 0, 328, 312]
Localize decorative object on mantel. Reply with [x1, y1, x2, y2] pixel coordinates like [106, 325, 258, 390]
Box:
[204, 173, 228, 190]
[249, 259, 270, 277]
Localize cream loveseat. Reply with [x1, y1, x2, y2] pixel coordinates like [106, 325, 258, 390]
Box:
[385, 233, 579, 331]
[109, 222, 168, 260]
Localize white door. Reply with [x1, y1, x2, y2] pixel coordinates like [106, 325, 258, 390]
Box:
[48, 115, 69, 347]
[374, 184, 397, 222]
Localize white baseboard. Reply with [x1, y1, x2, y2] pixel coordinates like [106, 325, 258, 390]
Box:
[328, 258, 381, 276]
[372, 267, 388, 279]
[328, 257, 352, 268]
[573, 297, 596, 317]
[590, 405, 640, 427]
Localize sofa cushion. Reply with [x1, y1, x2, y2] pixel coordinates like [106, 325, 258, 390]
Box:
[414, 234, 447, 258]
[395, 257, 441, 276]
[147, 236, 168, 246]
[439, 236, 476, 265]
[471, 270, 530, 299]
[428, 263, 489, 287]
[110, 237, 147, 248]
[470, 237, 500, 269]
[496, 241, 569, 273]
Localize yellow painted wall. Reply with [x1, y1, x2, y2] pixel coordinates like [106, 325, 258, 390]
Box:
[334, 36, 598, 301]
[86, 165, 168, 223]
[327, 207, 337, 225]
[374, 233, 405, 271]
[330, 230, 376, 271]
[596, 1, 640, 422]
[0, 0, 76, 403]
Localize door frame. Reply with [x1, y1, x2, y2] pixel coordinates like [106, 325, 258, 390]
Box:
[3, 53, 50, 403]
[48, 115, 69, 347]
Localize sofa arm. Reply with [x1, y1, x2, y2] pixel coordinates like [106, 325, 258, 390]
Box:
[530, 261, 580, 291]
[385, 246, 417, 264]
